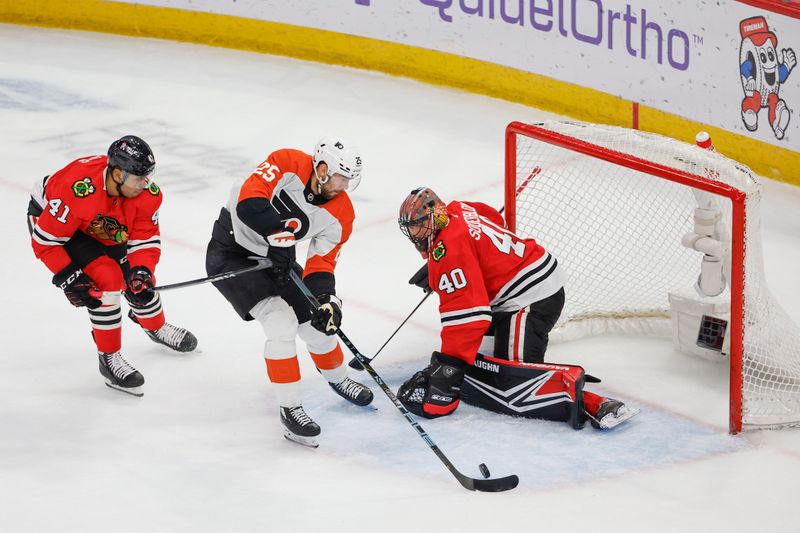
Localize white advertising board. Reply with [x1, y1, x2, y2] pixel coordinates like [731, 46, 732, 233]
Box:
[123, 0, 800, 151]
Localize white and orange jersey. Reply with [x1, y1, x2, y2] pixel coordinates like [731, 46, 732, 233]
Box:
[28, 155, 163, 275]
[429, 201, 564, 363]
[226, 148, 354, 277]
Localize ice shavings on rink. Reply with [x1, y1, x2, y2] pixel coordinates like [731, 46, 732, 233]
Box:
[302, 362, 748, 490]
[0, 77, 117, 111]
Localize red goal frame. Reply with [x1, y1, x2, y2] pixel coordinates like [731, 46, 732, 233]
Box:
[504, 121, 748, 433]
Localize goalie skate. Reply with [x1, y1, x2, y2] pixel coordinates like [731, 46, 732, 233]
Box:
[280, 406, 321, 448]
[589, 399, 640, 430]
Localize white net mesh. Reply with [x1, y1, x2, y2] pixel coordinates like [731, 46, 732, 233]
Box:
[510, 121, 800, 430]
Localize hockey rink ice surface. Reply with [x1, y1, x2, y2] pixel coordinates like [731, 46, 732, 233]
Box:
[2, 25, 800, 533]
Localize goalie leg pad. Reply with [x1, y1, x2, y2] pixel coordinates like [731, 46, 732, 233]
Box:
[461, 353, 586, 429]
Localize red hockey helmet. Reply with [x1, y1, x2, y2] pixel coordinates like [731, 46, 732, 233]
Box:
[398, 187, 448, 254]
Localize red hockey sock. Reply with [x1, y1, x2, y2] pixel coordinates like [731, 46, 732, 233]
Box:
[583, 390, 606, 416]
[135, 310, 165, 331]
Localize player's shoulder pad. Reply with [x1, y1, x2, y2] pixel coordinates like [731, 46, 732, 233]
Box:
[144, 181, 162, 198]
[325, 192, 355, 227]
[133, 181, 163, 210]
[50, 157, 105, 211]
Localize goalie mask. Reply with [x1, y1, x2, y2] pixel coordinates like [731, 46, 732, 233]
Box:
[398, 187, 449, 255]
[313, 137, 363, 193]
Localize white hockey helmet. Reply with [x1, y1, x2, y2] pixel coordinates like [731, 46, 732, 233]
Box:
[313, 137, 363, 192]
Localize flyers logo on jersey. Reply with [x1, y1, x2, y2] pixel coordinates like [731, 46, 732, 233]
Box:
[87, 214, 129, 244]
[432, 240, 446, 262]
[147, 182, 160, 196]
[72, 178, 95, 198]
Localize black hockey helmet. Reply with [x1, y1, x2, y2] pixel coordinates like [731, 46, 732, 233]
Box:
[107, 135, 155, 176]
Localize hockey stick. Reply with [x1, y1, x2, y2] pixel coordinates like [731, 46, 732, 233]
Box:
[290, 269, 519, 492]
[153, 257, 273, 292]
[348, 290, 433, 370]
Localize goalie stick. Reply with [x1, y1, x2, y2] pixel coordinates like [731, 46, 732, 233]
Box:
[153, 257, 273, 292]
[290, 269, 519, 492]
[348, 290, 433, 370]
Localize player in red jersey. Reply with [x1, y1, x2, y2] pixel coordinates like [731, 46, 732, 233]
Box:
[205, 137, 373, 447]
[27, 136, 197, 397]
[396, 187, 638, 429]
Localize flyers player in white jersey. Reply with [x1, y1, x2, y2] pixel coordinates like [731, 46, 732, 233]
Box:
[396, 187, 637, 430]
[27, 136, 198, 397]
[205, 137, 373, 447]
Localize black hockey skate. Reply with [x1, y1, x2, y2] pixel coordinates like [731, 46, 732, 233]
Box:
[329, 377, 374, 406]
[98, 351, 145, 397]
[589, 399, 640, 429]
[128, 310, 198, 353]
[280, 405, 321, 448]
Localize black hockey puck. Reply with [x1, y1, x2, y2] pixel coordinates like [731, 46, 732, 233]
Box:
[479, 463, 490, 479]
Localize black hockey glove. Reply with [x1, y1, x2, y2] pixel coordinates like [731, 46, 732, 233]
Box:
[125, 266, 156, 307]
[397, 351, 466, 419]
[52, 264, 102, 309]
[266, 226, 296, 287]
[408, 263, 431, 293]
[310, 294, 343, 335]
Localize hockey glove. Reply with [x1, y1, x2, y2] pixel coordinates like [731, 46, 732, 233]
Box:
[397, 351, 466, 419]
[310, 294, 342, 335]
[52, 264, 102, 309]
[408, 263, 431, 293]
[266, 226, 296, 287]
[125, 266, 156, 307]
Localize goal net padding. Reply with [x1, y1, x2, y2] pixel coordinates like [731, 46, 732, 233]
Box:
[505, 121, 800, 433]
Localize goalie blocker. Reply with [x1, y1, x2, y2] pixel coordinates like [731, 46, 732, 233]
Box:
[461, 354, 590, 429]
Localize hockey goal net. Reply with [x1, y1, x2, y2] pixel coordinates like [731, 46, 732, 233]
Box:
[505, 120, 800, 433]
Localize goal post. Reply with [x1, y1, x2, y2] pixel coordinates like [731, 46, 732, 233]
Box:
[505, 120, 799, 434]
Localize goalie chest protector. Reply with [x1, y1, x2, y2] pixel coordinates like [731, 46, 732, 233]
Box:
[461, 354, 587, 429]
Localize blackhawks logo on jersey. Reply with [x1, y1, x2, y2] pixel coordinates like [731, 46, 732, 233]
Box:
[147, 182, 160, 196]
[72, 178, 95, 198]
[432, 240, 446, 262]
[87, 214, 129, 244]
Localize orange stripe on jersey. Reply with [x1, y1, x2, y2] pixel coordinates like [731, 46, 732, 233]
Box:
[265, 356, 301, 384]
[239, 149, 313, 203]
[304, 194, 355, 276]
[310, 344, 344, 371]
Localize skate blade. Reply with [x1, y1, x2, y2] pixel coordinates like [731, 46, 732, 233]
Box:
[104, 381, 144, 397]
[283, 429, 319, 448]
[599, 405, 640, 429]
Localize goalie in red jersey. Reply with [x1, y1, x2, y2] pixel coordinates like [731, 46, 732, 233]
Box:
[396, 187, 638, 430]
[27, 136, 197, 397]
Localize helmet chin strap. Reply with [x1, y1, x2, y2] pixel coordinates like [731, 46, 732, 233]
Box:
[314, 166, 330, 187]
[107, 168, 126, 197]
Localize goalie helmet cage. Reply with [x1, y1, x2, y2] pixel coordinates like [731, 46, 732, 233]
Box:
[504, 120, 800, 434]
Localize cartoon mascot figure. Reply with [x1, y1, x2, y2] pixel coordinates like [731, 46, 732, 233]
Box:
[739, 16, 796, 139]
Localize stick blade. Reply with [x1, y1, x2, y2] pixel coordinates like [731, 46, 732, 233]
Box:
[348, 357, 365, 370]
[458, 474, 519, 492]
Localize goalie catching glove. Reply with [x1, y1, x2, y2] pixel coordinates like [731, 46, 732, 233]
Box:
[408, 263, 431, 293]
[398, 351, 467, 418]
[310, 294, 342, 335]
